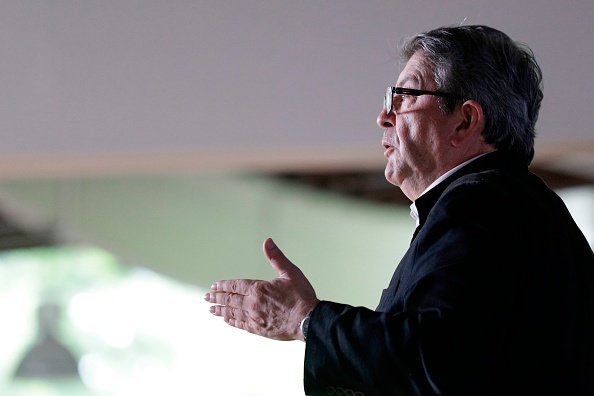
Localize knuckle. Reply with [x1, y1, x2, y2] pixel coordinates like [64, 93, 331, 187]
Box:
[251, 281, 270, 301]
[251, 281, 264, 296]
[246, 297, 262, 312]
[250, 311, 268, 328]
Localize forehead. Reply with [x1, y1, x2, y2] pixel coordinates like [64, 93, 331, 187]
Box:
[397, 51, 434, 88]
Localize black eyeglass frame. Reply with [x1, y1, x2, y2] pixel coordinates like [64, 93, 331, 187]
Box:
[384, 86, 465, 114]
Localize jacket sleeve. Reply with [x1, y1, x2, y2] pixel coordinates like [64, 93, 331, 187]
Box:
[303, 176, 528, 396]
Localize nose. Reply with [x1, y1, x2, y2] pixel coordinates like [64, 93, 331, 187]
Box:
[377, 106, 395, 129]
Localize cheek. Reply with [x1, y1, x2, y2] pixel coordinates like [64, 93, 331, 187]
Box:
[395, 116, 421, 154]
[397, 118, 437, 168]
[401, 113, 423, 140]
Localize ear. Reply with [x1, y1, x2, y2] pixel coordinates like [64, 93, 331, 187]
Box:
[451, 100, 485, 147]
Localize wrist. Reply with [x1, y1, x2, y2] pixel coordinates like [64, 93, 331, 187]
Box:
[299, 309, 314, 341]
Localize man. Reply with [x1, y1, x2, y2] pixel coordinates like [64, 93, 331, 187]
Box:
[205, 25, 594, 395]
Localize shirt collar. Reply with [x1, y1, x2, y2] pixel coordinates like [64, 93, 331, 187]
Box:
[409, 153, 489, 226]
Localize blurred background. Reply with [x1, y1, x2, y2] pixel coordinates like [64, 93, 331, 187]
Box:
[0, 1, 592, 395]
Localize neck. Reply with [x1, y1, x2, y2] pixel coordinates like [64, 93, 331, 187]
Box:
[404, 148, 496, 201]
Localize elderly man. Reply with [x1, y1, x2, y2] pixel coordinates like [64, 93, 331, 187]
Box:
[205, 25, 594, 395]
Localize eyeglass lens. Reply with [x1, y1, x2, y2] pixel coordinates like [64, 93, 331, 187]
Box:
[384, 87, 393, 114]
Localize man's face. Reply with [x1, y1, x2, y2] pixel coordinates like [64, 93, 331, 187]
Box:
[377, 52, 460, 201]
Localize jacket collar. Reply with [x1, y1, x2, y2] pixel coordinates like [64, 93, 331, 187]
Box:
[411, 151, 528, 240]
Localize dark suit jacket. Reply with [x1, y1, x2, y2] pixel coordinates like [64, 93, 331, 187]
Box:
[303, 151, 594, 396]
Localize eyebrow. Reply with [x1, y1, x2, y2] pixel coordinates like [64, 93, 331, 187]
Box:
[396, 74, 421, 88]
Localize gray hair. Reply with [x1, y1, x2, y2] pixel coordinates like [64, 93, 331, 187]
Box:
[401, 25, 543, 163]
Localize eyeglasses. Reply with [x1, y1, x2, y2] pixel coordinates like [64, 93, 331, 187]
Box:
[384, 86, 464, 114]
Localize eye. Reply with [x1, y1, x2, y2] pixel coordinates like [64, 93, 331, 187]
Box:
[389, 93, 409, 111]
[399, 93, 414, 104]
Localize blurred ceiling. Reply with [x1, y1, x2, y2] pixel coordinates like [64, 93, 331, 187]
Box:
[0, 1, 592, 180]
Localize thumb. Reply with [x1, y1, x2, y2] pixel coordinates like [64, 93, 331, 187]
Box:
[263, 238, 300, 279]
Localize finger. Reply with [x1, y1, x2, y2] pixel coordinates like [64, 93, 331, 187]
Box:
[211, 278, 257, 295]
[224, 317, 257, 335]
[214, 309, 260, 337]
[205, 291, 245, 308]
[262, 238, 301, 279]
[209, 305, 251, 322]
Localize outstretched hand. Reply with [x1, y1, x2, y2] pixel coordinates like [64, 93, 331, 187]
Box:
[205, 238, 319, 341]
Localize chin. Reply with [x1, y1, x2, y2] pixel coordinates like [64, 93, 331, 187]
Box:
[384, 168, 400, 187]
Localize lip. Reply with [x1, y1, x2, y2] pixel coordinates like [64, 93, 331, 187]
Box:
[383, 146, 394, 158]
